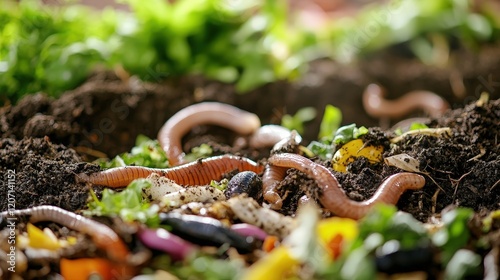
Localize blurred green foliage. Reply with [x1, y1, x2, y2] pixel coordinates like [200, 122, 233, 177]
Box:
[1, 0, 499, 105]
[0, 1, 119, 103]
[97, 134, 170, 168]
[323, 0, 500, 63]
[319, 205, 481, 279]
[0, 0, 317, 104]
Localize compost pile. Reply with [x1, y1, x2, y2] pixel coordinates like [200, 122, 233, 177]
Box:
[0, 91, 499, 279]
[1, 0, 500, 279]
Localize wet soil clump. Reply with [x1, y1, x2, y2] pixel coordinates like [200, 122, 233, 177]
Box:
[0, 137, 97, 212]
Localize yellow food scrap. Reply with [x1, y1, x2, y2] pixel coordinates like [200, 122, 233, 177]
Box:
[241, 246, 299, 280]
[26, 223, 76, 250]
[332, 139, 383, 172]
[317, 217, 358, 260]
[27, 223, 61, 250]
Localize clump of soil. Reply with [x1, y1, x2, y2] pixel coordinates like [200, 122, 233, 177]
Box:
[393, 98, 499, 220]
[279, 98, 499, 221]
[0, 137, 97, 212]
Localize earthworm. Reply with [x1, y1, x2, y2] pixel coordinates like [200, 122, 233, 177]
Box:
[158, 102, 261, 166]
[77, 155, 264, 188]
[1, 206, 129, 262]
[267, 153, 425, 220]
[262, 165, 288, 209]
[362, 83, 449, 119]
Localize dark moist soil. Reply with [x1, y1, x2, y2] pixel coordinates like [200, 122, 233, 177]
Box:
[0, 137, 98, 212]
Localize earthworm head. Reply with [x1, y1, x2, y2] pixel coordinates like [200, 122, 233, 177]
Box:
[411, 174, 426, 190]
[397, 173, 426, 190]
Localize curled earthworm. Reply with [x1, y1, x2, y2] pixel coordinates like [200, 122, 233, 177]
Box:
[1, 206, 130, 262]
[158, 102, 261, 166]
[261, 129, 302, 210]
[77, 155, 264, 188]
[262, 165, 288, 210]
[362, 83, 449, 119]
[267, 153, 425, 220]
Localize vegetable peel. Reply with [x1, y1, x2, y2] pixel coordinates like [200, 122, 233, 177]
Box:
[332, 139, 383, 172]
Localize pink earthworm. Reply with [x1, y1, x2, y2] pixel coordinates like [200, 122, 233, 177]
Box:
[77, 155, 264, 188]
[2, 205, 130, 262]
[362, 83, 449, 119]
[158, 102, 261, 166]
[267, 153, 426, 220]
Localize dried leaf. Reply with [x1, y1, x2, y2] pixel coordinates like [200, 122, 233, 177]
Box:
[384, 154, 446, 194]
[384, 154, 422, 173]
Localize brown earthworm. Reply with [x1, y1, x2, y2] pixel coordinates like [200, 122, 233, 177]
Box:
[362, 83, 449, 119]
[77, 155, 264, 188]
[158, 102, 261, 166]
[1, 206, 130, 262]
[262, 165, 288, 209]
[267, 153, 425, 220]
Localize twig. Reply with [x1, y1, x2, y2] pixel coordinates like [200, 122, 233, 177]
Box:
[489, 179, 500, 192]
[390, 127, 452, 143]
[451, 171, 473, 200]
[467, 147, 486, 162]
[432, 189, 440, 214]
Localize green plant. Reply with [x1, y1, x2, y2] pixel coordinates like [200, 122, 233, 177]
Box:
[0, 1, 118, 104]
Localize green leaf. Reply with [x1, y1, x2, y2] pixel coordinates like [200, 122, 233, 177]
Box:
[210, 178, 228, 191]
[166, 36, 191, 70]
[318, 105, 342, 140]
[432, 208, 474, 265]
[332, 124, 369, 146]
[98, 135, 169, 168]
[445, 249, 482, 280]
[280, 107, 316, 134]
[409, 122, 429, 131]
[163, 253, 246, 280]
[354, 205, 428, 250]
[306, 141, 334, 160]
[184, 143, 213, 163]
[340, 248, 376, 280]
[85, 179, 160, 227]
